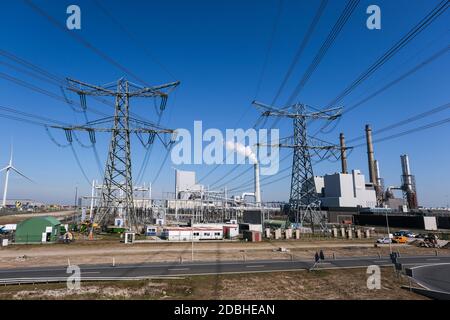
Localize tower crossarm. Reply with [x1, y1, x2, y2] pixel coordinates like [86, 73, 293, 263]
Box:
[252, 100, 342, 120]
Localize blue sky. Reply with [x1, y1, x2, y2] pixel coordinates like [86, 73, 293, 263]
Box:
[0, 0, 449, 206]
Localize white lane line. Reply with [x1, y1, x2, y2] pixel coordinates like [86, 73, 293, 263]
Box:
[82, 271, 101, 274]
[426, 258, 441, 261]
[246, 265, 265, 268]
[168, 268, 190, 271]
[409, 262, 450, 270]
[374, 260, 389, 263]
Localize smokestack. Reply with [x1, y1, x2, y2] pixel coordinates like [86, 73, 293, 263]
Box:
[400, 154, 418, 209]
[365, 124, 377, 185]
[400, 154, 412, 190]
[254, 163, 261, 206]
[339, 133, 348, 174]
[374, 160, 381, 186]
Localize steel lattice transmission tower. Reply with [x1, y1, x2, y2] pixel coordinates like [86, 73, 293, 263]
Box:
[53, 78, 179, 231]
[253, 101, 343, 230]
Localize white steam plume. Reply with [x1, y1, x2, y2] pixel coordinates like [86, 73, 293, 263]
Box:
[225, 141, 258, 164]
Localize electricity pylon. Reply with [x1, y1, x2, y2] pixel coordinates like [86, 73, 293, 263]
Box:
[253, 101, 342, 231]
[53, 78, 179, 231]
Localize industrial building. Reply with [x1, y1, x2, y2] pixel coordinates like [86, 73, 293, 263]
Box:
[175, 169, 203, 197]
[315, 170, 377, 208]
[14, 216, 61, 244]
[161, 227, 223, 241]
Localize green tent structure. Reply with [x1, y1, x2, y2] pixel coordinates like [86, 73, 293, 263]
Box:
[15, 216, 61, 244]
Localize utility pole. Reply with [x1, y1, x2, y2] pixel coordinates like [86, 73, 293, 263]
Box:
[253, 101, 343, 231]
[74, 184, 78, 224]
[52, 78, 179, 231]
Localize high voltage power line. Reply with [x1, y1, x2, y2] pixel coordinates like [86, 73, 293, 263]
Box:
[286, 0, 360, 103]
[205, 0, 344, 185]
[346, 102, 450, 143]
[0, 46, 177, 183]
[271, 0, 328, 106]
[312, 44, 450, 136]
[195, 0, 286, 185]
[309, 0, 449, 138]
[229, 115, 450, 194]
[326, 0, 449, 108]
[206, 0, 358, 188]
[23, 0, 149, 86]
[92, 0, 176, 81]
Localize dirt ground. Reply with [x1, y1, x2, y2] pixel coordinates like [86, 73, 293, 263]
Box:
[0, 238, 445, 269]
[0, 267, 425, 300]
[0, 211, 74, 224]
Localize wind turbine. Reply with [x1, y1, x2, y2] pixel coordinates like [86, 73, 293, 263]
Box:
[1, 145, 33, 208]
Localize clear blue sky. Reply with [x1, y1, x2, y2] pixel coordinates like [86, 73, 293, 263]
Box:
[0, 0, 449, 207]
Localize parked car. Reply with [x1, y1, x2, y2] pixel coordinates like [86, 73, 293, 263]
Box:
[376, 237, 391, 244]
[392, 235, 408, 244]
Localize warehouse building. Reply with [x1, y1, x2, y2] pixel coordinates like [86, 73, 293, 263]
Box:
[15, 216, 61, 244]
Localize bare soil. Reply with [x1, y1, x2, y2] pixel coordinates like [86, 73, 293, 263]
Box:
[0, 211, 74, 224]
[0, 267, 425, 300]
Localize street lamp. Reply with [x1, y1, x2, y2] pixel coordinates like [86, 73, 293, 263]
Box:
[385, 210, 392, 254]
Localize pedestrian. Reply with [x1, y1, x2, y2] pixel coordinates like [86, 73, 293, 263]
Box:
[314, 251, 320, 263]
[319, 249, 325, 261]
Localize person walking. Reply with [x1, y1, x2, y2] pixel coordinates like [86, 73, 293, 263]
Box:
[319, 249, 325, 261]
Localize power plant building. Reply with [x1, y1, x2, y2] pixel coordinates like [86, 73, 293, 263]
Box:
[175, 170, 203, 197]
[315, 170, 377, 208]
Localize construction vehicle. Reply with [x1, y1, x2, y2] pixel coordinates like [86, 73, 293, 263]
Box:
[80, 220, 100, 233]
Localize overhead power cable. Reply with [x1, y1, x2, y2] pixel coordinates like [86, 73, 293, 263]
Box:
[229, 112, 450, 194]
[23, 0, 149, 86]
[268, 0, 359, 130]
[313, 45, 450, 136]
[347, 102, 450, 143]
[271, 0, 328, 105]
[92, 0, 176, 80]
[352, 116, 450, 148]
[326, 0, 449, 107]
[286, 0, 360, 103]
[254, 0, 285, 99]
[342, 45, 450, 116]
[201, 1, 336, 188]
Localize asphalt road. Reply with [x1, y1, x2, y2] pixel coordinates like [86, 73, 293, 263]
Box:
[1, 255, 450, 283]
[409, 263, 450, 293]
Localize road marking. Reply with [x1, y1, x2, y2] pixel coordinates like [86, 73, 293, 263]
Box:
[82, 271, 100, 274]
[410, 262, 450, 270]
[426, 258, 441, 261]
[374, 260, 389, 263]
[246, 265, 265, 268]
[168, 268, 190, 271]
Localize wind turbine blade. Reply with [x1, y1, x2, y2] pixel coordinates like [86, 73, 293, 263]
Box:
[0, 166, 8, 172]
[10, 167, 33, 182]
[9, 141, 13, 166]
